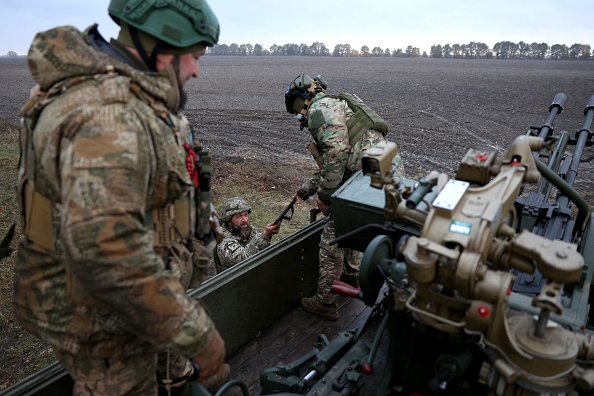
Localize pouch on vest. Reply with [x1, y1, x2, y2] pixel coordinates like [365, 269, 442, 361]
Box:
[336, 92, 389, 146]
[194, 145, 213, 240]
[307, 141, 324, 170]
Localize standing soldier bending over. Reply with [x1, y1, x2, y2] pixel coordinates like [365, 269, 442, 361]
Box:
[13, 0, 229, 395]
[215, 197, 282, 273]
[284, 74, 404, 321]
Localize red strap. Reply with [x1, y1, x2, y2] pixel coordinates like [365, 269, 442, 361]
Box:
[183, 142, 199, 187]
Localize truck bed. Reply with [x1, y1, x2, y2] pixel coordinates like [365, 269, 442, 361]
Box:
[226, 296, 372, 395]
[2, 220, 384, 396]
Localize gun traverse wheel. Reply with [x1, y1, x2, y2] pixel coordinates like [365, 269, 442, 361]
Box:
[360, 235, 394, 306]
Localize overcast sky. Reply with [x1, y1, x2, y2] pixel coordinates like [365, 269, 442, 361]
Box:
[1, 0, 592, 56]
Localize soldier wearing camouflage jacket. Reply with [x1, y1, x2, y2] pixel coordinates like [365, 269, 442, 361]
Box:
[13, 1, 228, 394]
[215, 225, 272, 272]
[285, 74, 404, 321]
[215, 197, 281, 273]
[295, 92, 389, 202]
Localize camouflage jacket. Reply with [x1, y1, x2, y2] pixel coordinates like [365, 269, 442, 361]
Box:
[298, 92, 388, 202]
[214, 225, 270, 273]
[13, 25, 216, 359]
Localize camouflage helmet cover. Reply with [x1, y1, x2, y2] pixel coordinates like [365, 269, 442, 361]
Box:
[108, 0, 220, 51]
[221, 197, 252, 222]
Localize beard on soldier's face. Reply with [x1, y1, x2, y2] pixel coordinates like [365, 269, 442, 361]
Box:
[239, 227, 251, 240]
[237, 221, 251, 239]
[171, 55, 187, 110]
[178, 90, 187, 110]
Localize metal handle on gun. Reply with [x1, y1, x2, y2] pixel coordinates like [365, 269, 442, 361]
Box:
[274, 197, 297, 225]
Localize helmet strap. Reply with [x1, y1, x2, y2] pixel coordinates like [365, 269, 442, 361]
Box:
[298, 98, 311, 131]
[129, 26, 161, 72]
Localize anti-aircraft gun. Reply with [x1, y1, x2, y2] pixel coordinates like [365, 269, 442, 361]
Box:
[256, 93, 594, 396]
[4, 94, 593, 396]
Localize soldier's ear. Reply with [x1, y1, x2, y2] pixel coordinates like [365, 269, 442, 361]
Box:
[155, 53, 175, 72]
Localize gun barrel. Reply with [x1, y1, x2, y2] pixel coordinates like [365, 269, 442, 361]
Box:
[584, 94, 594, 116]
[533, 94, 593, 239]
[548, 92, 567, 114]
[406, 178, 434, 209]
[557, 95, 594, 194]
[536, 93, 566, 140]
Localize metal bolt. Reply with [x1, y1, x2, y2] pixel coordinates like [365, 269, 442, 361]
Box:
[556, 250, 567, 259]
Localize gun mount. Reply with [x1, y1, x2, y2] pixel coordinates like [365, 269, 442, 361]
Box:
[326, 93, 594, 395]
[251, 93, 594, 396]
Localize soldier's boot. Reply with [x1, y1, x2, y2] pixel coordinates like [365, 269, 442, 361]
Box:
[189, 363, 231, 395]
[301, 296, 339, 321]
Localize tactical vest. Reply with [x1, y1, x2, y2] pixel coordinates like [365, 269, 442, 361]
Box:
[128, 82, 214, 246]
[307, 92, 389, 170]
[333, 92, 389, 145]
[17, 76, 212, 274]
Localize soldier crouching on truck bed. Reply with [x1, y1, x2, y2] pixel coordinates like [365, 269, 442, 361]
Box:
[284, 74, 405, 321]
[214, 197, 282, 273]
[12, 0, 230, 395]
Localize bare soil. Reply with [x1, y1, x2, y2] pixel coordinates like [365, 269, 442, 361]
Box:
[187, 56, 594, 202]
[2, 56, 593, 196]
[0, 55, 593, 389]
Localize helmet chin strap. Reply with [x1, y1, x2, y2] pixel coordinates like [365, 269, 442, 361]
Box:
[298, 98, 311, 130]
[296, 86, 324, 130]
[129, 26, 166, 72]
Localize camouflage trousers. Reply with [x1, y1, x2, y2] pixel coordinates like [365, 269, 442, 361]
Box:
[55, 348, 159, 395]
[316, 216, 362, 305]
[55, 348, 192, 395]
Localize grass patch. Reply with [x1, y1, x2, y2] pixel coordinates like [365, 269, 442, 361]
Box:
[0, 117, 31, 391]
[211, 155, 318, 239]
[0, 120, 19, 209]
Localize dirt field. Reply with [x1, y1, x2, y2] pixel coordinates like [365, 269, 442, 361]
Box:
[2, 56, 593, 193]
[0, 55, 593, 389]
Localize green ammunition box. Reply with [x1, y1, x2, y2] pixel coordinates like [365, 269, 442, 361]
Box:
[331, 171, 422, 252]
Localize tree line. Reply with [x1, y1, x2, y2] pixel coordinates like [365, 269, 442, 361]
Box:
[208, 41, 592, 60]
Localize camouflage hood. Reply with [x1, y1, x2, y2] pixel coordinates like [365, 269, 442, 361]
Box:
[26, 24, 181, 111]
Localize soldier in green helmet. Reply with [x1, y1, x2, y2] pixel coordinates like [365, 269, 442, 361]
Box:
[285, 74, 405, 321]
[13, 1, 229, 394]
[214, 197, 282, 273]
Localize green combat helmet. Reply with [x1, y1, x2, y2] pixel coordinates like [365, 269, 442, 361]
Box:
[108, 0, 219, 68]
[284, 74, 327, 115]
[221, 197, 252, 224]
